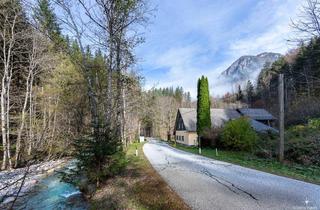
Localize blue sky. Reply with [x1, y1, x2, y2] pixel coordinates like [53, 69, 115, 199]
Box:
[136, 0, 302, 97]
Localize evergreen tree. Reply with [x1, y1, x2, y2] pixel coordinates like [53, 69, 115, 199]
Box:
[34, 0, 63, 45]
[174, 86, 183, 103]
[236, 85, 244, 101]
[197, 76, 211, 136]
[246, 80, 254, 106]
[185, 91, 191, 106]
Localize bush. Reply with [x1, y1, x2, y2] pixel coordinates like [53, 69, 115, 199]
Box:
[103, 152, 127, 177]
[255, 132, 278, 158]
[285, 124, 320, 166]
[285, 138, 320, 166]
[202, 127, 222, 148]
[289, 125, 306, 137]
[221, 117, 258, 151]
[308, 118, 320, 129]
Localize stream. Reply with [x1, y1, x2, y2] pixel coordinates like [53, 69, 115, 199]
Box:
[14, 161, 88, 210]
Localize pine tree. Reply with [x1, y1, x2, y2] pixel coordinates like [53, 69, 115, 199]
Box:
[246, 80, 254, 106]
[236, 85, 243, 101]
[197, 76, 211, 136]
[34, 0, 63, 45]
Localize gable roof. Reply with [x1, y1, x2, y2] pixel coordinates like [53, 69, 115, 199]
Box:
[249, 119, 278, 133]
[178, 108, 241, 132]
[237, 108, 276, 120]
[177, 108, 278, 133]
[210, 109, 241, 128]
[178, 108, 197, 132]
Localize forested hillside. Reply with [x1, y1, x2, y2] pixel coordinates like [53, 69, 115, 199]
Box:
[0, 0, 148, 185]
[256, 38, 320, 125]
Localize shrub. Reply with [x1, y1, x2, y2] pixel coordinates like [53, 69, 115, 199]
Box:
[65, 129, 125, 188]
[221, 117, 258, 151]
[255, 132, 278, 158]
[285, 124, 320, 166]
[308, 118, 320, 129]
[285, 137, 320, 166]
[202, 127, 222, 148]
[103, 152, 127, 177]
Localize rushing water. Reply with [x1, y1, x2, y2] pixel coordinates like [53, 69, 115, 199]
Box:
[16, 161, 88, 210]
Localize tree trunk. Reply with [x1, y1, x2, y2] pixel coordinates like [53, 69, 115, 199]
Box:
[1, 76, 8, 170]
[42, 87, 46, 130]
[85, 71, 99, 137]
[28, 74, 34, 156]
[15, 71, 31, 167]
[6, 70, 12, 169]
[115, 35, 124, 143]
[121, 86, 126, 146]
[48, 97, 58, 158]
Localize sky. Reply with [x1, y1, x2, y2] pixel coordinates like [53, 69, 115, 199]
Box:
[135, 0, 302, 97]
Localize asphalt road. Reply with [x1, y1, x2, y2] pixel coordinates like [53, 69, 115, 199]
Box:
[143, 140, 320, 210]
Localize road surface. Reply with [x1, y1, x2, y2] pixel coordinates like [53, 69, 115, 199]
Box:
[143, 140, 320, 210]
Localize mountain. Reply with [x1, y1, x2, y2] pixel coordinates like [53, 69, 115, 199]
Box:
[220, 52, 282, 85]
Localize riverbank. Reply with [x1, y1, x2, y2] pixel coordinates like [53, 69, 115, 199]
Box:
[0, 159, 68, 208]
[90, 143, 190, 209]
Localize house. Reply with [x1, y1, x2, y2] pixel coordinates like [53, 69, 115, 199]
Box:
[174, 108, 277, 146]
[237, 108, 276, 126]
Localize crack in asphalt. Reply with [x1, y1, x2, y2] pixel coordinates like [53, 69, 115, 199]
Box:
[145, 142, 320, 210]
[154, 157, 258, 202]
[200, 168, 259, 202]
[200, 168, 240, 195]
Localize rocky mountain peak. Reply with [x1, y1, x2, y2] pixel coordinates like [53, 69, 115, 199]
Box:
[220, 52, 281, 85]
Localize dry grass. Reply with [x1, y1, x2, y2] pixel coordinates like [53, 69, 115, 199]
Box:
[89, 143, 190, 210]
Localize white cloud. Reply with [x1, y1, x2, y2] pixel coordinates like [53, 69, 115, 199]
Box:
[144, 44, 204, 97]
[228, 0, 300, 57]
[139, 0, 303, 98]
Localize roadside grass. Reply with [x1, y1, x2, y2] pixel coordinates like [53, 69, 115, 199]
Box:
[90, 142, 190, 210]
[173, 143, 320, 185]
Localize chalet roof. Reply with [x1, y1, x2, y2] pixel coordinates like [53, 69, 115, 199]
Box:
[237, 108, 276, 120]
[178, 108, 197, 132]
[249, 119, 278, 133]
[177, 108, 278, 133]
[211, 109, 241, 128]
[178, 108, 241, 132]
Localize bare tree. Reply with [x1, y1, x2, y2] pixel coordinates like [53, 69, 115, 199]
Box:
[14, 31, 47, 167]
[54, 0, 100, 139]
[292, 0, 320, 41]
[77, 0, 151, 143]
[0, 1, 24, 170]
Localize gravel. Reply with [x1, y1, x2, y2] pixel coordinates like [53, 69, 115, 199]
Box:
[0, 159, 67, 206]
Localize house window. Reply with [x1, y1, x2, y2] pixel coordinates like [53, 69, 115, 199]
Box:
[176, 135, 184, 141]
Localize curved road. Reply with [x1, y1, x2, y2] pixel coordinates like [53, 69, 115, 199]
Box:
[143, 140, 320, 210]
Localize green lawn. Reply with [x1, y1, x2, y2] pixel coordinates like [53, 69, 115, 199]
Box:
[173, 143, 320, 185]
